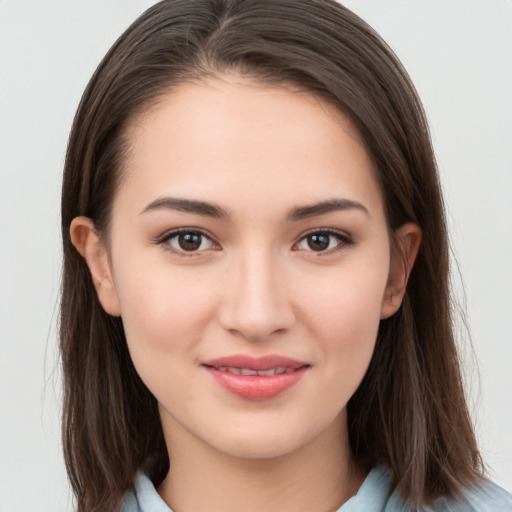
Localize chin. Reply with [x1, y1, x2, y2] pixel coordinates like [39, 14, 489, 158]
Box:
[217, 438, 303, 460]
[200, 419, 327, 461]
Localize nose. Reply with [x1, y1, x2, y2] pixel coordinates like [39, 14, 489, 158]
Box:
[218, 248, 295, 342]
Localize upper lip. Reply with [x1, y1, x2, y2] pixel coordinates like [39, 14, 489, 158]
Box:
[202, 354, 308, 371]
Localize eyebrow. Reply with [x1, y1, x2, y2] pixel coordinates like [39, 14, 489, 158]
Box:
[141, 196, 369, 221]
[287, 199, 369, 221]
[141, 197, 230, 219]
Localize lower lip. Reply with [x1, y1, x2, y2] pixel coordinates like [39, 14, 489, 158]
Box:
[203, 366, 308, 400]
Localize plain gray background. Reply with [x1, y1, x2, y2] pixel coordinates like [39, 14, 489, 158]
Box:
[0, 1, 511, 510]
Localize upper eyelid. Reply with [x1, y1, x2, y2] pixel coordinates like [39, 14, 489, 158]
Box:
[157, 227, 216, 243]
[297, 227, 352, 241]
[293, 228, 353, 253]
[155, 228, 220, 257]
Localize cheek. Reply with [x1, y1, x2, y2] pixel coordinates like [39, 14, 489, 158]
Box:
[302, 261, 387, 334]
[112, 259, 219, 363]
[296, 258, 389, 379]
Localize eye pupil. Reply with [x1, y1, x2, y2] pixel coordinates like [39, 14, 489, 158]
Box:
[178, 232, 202, 251]
[307, 233, 330, 251]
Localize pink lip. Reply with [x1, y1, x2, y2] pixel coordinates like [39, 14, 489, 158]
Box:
[202, 355, 309, 401]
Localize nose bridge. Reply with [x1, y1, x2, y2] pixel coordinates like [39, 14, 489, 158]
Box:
[219, 242, 294, 341]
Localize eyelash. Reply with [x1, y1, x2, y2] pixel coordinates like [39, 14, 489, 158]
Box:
[293, 229, 354, 255]
[155, 228, 219, 256]
[155, 228, 353, 256]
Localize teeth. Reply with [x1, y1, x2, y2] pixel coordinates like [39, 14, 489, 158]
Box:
[240, 368, 258, 376]
[214, 366, 296, 376]
[258, 368, 277, 376]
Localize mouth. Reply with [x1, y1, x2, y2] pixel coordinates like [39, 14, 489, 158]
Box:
[201, 355, 310, 400]
[206, 366, 297, 376]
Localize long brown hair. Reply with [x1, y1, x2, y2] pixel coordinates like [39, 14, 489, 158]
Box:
[60, 1, 483, 510]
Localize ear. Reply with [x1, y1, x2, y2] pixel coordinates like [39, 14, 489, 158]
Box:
[70, 216, 121, 316]
[380, 222, 422, 319]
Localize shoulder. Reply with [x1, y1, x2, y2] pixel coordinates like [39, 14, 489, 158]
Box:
[120, 472, 173, 512]
[342, 466, 512, 512]
[386, 475, 512, 512]
[445, 478, 512, 511]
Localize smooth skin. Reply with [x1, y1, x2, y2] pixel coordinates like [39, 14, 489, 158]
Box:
[71, 75, 421, 512]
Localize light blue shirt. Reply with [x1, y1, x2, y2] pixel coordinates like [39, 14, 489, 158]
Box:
[122, 465, 512, 511]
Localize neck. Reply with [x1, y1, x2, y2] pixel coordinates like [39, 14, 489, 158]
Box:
[157, 414, 366, 512]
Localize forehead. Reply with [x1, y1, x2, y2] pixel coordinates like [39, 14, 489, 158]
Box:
[116, 76, 384, 220]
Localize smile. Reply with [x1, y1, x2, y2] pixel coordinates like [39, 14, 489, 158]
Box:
[202, 355, 309, 400]
[209, 366, 296, 376]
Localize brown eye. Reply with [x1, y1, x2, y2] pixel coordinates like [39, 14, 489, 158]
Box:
[165, 230, 215, 253]
[296, 230, 351, 253]
[178, 232, 202, 251]
[306, 233, 330, 251]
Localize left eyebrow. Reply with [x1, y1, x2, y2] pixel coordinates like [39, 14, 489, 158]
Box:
[141, 197, 230, 219]
[286, 199, 369, 221]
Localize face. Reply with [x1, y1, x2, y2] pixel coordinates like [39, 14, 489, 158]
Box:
[74, 76, 418, 461]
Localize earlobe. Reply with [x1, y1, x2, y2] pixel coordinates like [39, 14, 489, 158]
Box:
[380, 222, 422, 319]
[70, 216, 121, 316]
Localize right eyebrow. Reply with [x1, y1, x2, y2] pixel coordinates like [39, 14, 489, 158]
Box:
[286, 198, 369, 221]
[140, 197, 230, 220]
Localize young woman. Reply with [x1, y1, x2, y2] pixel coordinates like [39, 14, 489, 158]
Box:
[60, 1, 512, 511]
